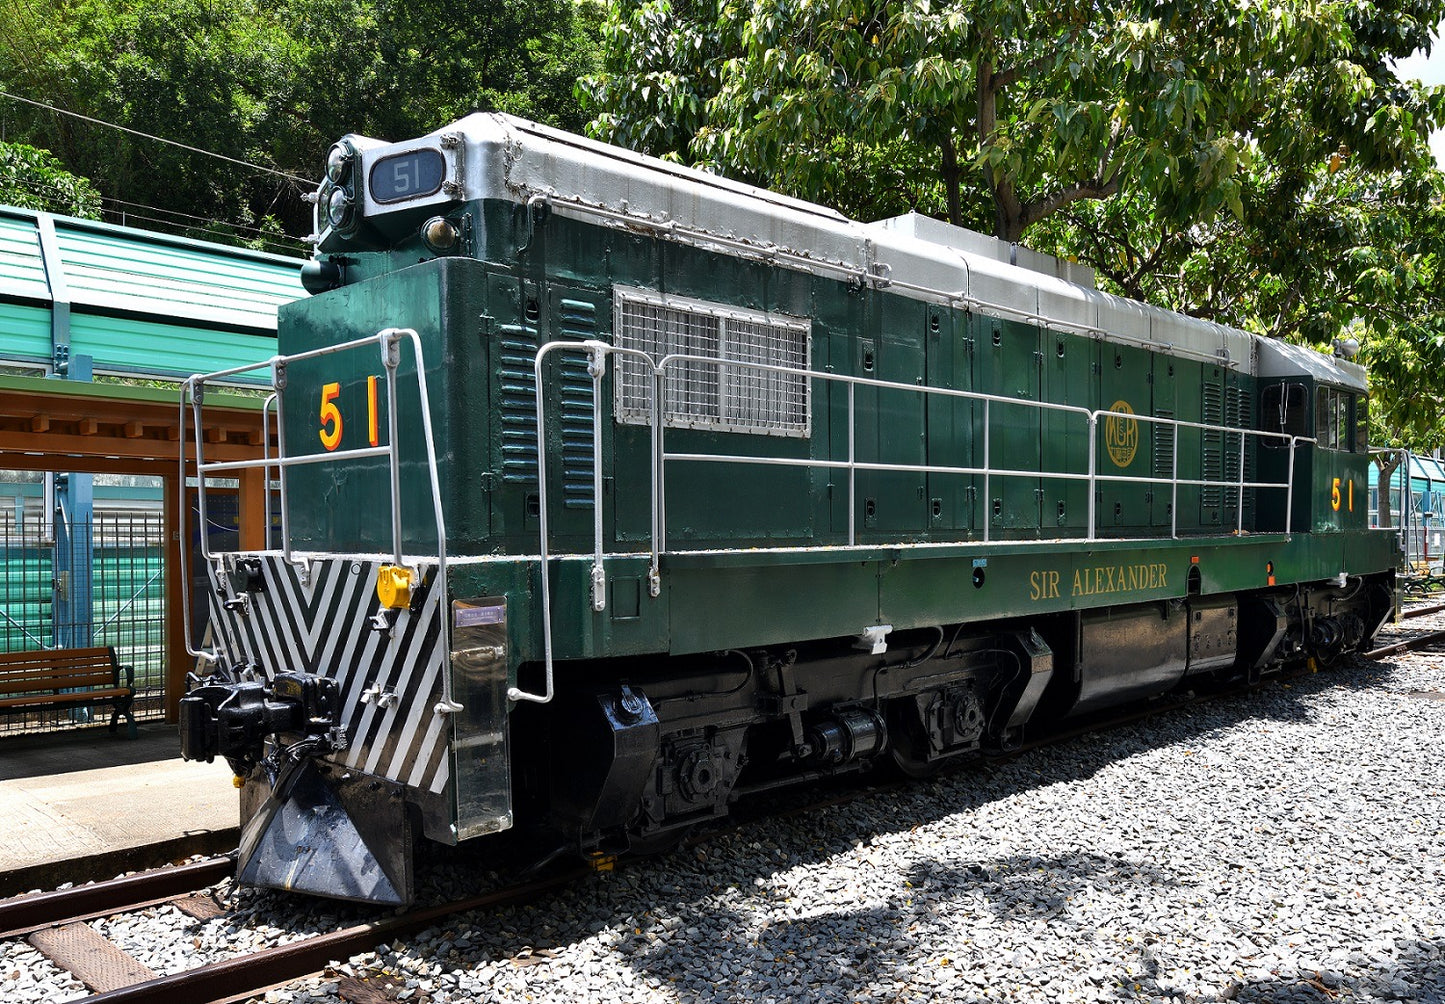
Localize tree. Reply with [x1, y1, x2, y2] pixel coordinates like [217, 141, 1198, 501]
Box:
[0, 0, 604, 246]
[586, 0, 1445, 242]
[1030, 156, 1445, 447]
[0, 141, 101, 217]
[584, 0, 1445, 449]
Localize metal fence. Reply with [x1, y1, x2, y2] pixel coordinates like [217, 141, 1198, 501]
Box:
[0, 510, 166, 735]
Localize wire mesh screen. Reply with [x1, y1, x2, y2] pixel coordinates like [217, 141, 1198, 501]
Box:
[614, 288, 810, 437]
[0, 511, 166, 735]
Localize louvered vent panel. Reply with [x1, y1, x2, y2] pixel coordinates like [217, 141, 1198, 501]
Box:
[498, 325, 541, 486]
[1202, 381, 1224, 508]
[556, 299, 599, 509]
[1226, 387, 1256, 515]
[1153, 409, 1176, 478]
[496, 298, 600, 509]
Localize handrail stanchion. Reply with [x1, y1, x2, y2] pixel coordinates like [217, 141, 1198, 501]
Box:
[1086, 413, 1097, 540]
[190, 381, 212, 563]
[1237, 434, 1246, 533]
[390, 328, 449, 608]
[522, 345, 558, 706]
[982, 400, 991, 543]
[655, 365, 667, 550]
[261, 393, 277, 550]
[847, 382, 856, 547]
[588, 345, 606, 612]
[649, 359, 661, 596]
[178, 378, 218, 664]
[273, 359, 295, 566]
[1286, 438, 1298, 537]
[382, 335, 404, 567]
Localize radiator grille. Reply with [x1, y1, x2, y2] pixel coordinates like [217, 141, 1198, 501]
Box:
[614, 287, 810, 437]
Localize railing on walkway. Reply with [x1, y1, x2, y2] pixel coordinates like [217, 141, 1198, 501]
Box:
[519, 339, 1312, 704]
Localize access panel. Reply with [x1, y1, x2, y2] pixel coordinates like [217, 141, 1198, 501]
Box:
[974, 316, 1041, 537]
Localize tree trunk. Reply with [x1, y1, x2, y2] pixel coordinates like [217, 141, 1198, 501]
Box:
[1375, 452, 1403, 529]
[940, 140, 962, 227]
[976, 57, 1026, 242]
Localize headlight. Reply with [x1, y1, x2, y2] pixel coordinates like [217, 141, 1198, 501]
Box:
[325, 141, 353, 184]
[326, 187, 354, 230]
[420, 216, 459, 253]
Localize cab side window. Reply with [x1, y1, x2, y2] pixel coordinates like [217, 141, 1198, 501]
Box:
[1261, 381, 1308, 446]
[1315, 387, 1336, 449]
[1314, 386, 1361, 451]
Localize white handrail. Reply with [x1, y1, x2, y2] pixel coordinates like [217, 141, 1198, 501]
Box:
[178, 328, 450, 667]
[527, 340, 1317, 697]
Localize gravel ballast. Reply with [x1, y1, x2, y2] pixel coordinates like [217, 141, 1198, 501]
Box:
[4, 629, 1442, 1003]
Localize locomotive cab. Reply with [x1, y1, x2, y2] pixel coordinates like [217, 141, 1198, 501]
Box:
[1255, 338, 1372, 534]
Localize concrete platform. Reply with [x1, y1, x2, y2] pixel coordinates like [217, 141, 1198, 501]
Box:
[0, 722, 239, 897]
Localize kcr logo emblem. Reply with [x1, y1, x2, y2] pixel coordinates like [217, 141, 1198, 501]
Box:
[1104, 400, 1139, 468]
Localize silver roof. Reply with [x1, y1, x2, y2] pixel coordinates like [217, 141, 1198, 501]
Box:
[364, 113, 1363, 386]
[1257, 337, 1367, 393]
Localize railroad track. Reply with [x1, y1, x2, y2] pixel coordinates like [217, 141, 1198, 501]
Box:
[7, 610, 1445, 1003]
[0, 856, 234, 941]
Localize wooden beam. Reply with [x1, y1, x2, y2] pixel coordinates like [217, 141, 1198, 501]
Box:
[237, 466, 267, 551]
[0, 429, 263, 463]
[29, 414, 49, 432]
[78, 417, 97, 435]
[123, 420, 144, 438]
[0, 452, 184, 477]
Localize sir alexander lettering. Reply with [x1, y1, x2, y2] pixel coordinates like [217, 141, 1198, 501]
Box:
[1029, 562, 1168, 601]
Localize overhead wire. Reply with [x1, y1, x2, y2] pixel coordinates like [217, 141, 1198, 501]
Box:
[1, 171, 305, 255]
[0, 89, 317, 186]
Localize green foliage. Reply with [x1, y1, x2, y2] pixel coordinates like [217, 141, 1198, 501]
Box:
[586, 0, 1445, 242]
[0, 140, 101, 217]
[0, 0, 602, 248]
[585, 0, 1445, 448]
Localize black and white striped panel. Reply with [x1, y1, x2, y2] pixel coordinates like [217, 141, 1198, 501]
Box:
[203, 556, 451, 796]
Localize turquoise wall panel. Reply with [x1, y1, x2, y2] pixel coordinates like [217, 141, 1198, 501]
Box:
[0, 215, 48, 301]
[56, 226, 302, 333]
[0, 303, 52, 362]
[69, 314, 275, 382]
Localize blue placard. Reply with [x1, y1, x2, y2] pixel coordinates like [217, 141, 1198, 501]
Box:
[370, 149, 446, 204]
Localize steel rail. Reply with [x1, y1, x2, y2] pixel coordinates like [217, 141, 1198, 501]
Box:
[86, 867, 588, 1004]
[1364, 628, 1445, 660]
[1401, 601, 1445, 620]
[0, 856, 234, 940]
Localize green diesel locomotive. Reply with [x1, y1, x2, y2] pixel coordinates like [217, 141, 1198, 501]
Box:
[178, 114, 1398, 904]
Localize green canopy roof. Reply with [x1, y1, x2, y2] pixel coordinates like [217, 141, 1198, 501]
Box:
[0, 205, 304, 382]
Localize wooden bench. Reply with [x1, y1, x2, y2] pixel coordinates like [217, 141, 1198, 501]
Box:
[0, 647, 138, 739]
